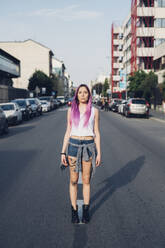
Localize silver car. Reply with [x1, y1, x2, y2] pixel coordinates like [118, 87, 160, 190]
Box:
[118, 100, 128, 115]
[0, 107, 9, 135]
[0, 102, 22, 125]
[124, 98, 149, 118]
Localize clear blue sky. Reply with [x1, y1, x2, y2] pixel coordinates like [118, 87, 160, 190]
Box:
[0, 0, 131, 86]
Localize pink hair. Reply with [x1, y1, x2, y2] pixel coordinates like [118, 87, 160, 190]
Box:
[70, 84, 92, 127]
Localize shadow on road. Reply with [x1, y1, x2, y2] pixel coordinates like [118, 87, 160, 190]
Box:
[90, 155, 145, 218]
[0, 125, 36, 139]
[0, 150, 38, 200]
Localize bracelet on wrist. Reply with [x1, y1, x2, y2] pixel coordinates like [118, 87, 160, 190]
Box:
[61, 152, 66, 155]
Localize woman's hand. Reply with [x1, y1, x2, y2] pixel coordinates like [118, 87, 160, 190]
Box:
[96, 154, 101, 167]
[61, 154, 68, 167]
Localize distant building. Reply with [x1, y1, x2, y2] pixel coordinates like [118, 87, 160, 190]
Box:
[111, 0, 165, 94]
[0, 49, 29, 102]
[52, 57, 70, 97]
[154, 41, 165, 84]
[0, 48, 20, 86]
[0, 39, 54, 89]
[92, 74, 110, 86]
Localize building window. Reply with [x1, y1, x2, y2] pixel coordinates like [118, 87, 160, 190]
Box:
[157, 0, 165, 6]
[155, 18, 165, 27]
[155, 39, 165, 47]
[162, 18, 165, 27]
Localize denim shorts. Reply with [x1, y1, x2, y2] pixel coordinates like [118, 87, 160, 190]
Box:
[68, 137, 94, 157]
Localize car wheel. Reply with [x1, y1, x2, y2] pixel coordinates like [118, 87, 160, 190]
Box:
[125, 110, 130, 118]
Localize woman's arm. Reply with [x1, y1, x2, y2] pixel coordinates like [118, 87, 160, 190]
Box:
[94, 108, 101, 166]
[61, 108, 71, 165]
[61, 108, 71, 153]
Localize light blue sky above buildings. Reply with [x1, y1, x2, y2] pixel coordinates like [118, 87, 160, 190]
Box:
[1, 0, 131, 86]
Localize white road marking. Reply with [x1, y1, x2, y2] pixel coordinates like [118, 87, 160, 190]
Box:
[77, 172, 84, 224]
[78, 172, 82, 184]
[77, 200, 84, 224]
[150, 117, 165, 123]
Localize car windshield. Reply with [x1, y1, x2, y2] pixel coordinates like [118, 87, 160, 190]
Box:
[41, 101, 47, 105]
[132, 99, 146, 104]
[14, 100, 26, 107]
[57, 97, 64, 100]
[0, 104, 14, 111]
[29, 100, 36, 104]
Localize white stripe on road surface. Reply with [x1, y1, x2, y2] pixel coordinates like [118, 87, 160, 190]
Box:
[150, 117, 165, 123]
[77, 200, 84, 224]
[77, 172, 84, 224]
[78, 172, 82, 184]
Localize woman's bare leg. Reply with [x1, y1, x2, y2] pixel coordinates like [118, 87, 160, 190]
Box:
[68, 156, 79, 210]
[82, 158, 92, 205]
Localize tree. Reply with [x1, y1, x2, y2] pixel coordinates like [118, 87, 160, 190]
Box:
[28, 70, 53, 96]
[102, 78, 109, 97]
[161, 73, 165, 101]
[128, 70, 147, 98]
[92, 83, 103, 95]
[141, 71, 158, 104]
[128, 70, 158, 104]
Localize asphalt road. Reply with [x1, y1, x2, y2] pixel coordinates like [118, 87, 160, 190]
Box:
[0, 107, 165, 248]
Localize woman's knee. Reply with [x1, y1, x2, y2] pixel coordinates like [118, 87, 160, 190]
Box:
[70, 178, 78, 186]
[82, 175, 90, 185]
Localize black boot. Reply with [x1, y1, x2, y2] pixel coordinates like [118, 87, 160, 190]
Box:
[82, 204, 90, 224]
[71, 205, 80, 224]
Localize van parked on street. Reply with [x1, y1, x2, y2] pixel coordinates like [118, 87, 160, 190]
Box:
[0, 102, 22, 125]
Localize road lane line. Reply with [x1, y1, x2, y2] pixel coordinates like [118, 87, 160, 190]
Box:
[78, 172, 82, 184]
[77, 200, 84, 224]
[150, 117, 165, 123]
[77, 172, 84, 224]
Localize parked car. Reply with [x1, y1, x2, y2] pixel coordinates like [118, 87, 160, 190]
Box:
[56, 96, 65, 105]
[34, 98, 42, 115]
[53, 99, 60, 109]
[0, 107, 9, 135]
[109, 99, 122, 112]
[109, 98, 121, 111]
[118, 100, 128, 115]
[12, 99, 32, 120]
[39, 96, 54, 110]
[124, 98, 149, 118]
[67, 97, 74, 107]
[40, 100, 50, 112]
[27, 98, 38, 117]
[0, 102, 22, 125]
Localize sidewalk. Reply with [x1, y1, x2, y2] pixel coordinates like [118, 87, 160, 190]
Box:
[149, 109, 165, 122]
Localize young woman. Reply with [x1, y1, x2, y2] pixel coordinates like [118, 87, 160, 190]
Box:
[61, 84, 101, 224]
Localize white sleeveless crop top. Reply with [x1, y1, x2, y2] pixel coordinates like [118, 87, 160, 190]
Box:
[70, 106, 95, 137]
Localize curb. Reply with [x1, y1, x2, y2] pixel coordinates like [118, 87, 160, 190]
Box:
[150, 117, 165, 123]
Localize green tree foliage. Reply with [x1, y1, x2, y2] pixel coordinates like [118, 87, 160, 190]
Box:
[128, 70, 158, 103]
[102, 78, 109, 97]
[141, 71, 158, 103]
[92, 83, 103, 95]
[128, 70, 146, 98]
[28, 70, 53, 95]
[161, 73, 165, 100]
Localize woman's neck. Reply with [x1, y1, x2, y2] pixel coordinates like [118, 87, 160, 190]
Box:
[79, 103, 87, 113]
